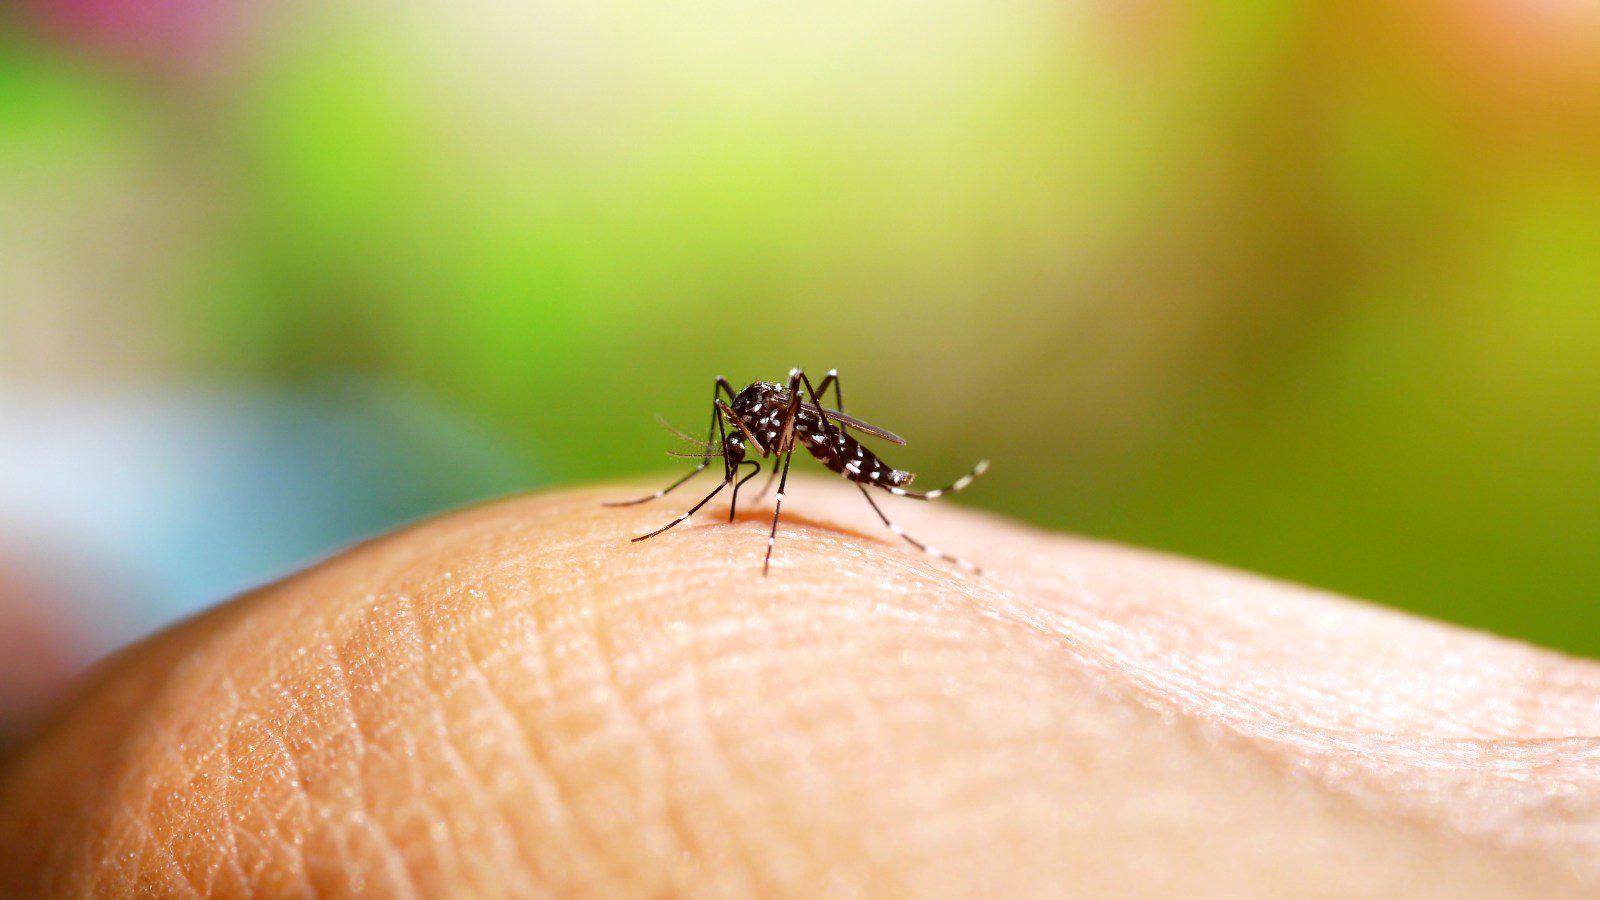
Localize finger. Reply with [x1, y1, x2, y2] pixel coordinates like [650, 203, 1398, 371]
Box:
[1, 482, 1595, 896]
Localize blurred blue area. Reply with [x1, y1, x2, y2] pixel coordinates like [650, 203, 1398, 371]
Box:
[0, 378, 530, 656]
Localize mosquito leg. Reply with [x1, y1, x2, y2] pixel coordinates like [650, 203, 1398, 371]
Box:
[756, 371, 813, 573]
[857, 484, 982, 575]
[763, 445, 797, 575]
[753, 367, 837, 505]
[774, 369, 809, 451]
[795, 368, 844, 441]
[880, 459, 990, 500]
[755, 366, 819, 506]
[748, 366, 832, 506]
[606, 376, 732, 507]
[606, 460, 711, 506]
[729, 459, 760, 522]
[750, 383, 793, 499]
[633, 476, 731, 542]
[813, 367, 843, 411]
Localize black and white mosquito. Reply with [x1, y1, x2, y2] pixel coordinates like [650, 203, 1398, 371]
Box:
[606, 369, 989, 575]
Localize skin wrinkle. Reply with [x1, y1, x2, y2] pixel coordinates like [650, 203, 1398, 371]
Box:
[378, 716, 438, 892]
[246, 701, 317, 895]
[296, 628, 375, 889]
[110, 659, 237, 897]
[758, 561, 933, 865]
[538, 569, 673, 894]
[581, 579, 675, 886]
[694, 588, 871, 890]
[232, 721, 302, 893]
[376, 593, 470, 886]
[265, 652, 347, 896]
[122, 815, 201, 899]
[806, 602, 1004, 877]
[320, 631, 422, 898]
[590, 533, 866, 891]
[108, 650, 250, 899]
[392, 589, 538, 894]
[455, 584, 606, 895]
[369, 591, 490, 892]
[585, 585, 722, 894]
[213, 676, 252, 894]
[446, 600, 584, 893]
[389, 597, 486, 883]
[411, 601, 488, 883]
[513, 583, 630, 893]
[670, 615, 771, 895]
[662, 560, 803, 891]
[608, 553, 803, 895]
[3, 482, 1600, 895]
[723, 547, 1049, 883]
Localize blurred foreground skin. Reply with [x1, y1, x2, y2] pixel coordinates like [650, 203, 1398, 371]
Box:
[2, 484, 1599, 896]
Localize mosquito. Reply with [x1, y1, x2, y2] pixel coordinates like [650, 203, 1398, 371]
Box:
[606, 369, 989, 575]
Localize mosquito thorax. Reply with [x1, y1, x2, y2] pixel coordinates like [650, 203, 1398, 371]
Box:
[732, 382, 786, 416]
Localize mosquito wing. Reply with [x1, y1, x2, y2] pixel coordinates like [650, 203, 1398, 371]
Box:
[802, 402, 907, 445]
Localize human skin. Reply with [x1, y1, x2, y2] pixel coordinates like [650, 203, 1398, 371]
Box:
[2, 481, 1599, 896]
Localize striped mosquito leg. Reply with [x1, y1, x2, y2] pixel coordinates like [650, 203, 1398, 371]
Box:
[797, 368, 842, 438]
[763, 445, 796, 575]
[605, 460, 711, 506]
[883, 459, 990, 500]
[823, 368, 842, 410]
[632, 478, 729, 541]
[857, 484, 982, 575]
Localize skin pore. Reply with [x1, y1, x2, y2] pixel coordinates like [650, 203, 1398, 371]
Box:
[2, 481, 1598, 896]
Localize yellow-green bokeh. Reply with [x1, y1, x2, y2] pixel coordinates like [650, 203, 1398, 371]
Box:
[4, 1, 1600, 653]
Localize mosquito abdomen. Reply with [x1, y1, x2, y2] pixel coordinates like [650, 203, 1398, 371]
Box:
[801, 426, 913, 486]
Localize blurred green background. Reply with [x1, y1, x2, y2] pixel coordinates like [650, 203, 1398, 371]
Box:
[3, 0, 1600, 668]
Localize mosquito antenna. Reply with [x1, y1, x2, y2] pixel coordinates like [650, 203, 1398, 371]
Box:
[666, 448, 725, 459]
[656, 413, 717, 450]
